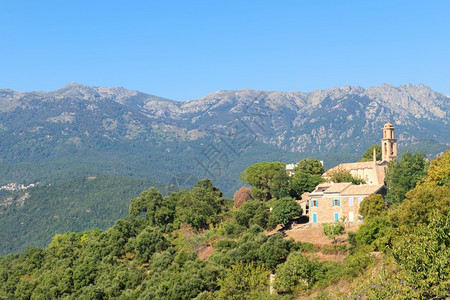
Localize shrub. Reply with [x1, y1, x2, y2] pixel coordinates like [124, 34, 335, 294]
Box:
[274, 252, 319, 292]
[135, 227, 169, 262]
[355, 214, 391, 251]
[321, 244, 348, 255]
[326, 166, 366, 184]
[271, 197, 302, 226]
[359, 194, 386, 220]
[216, 262, 270, 299]
[322, 222, 345, 243]
[258, 234, 293, 270]
[233, 200, 270, 229]
[347, 231, 357, 249]
[294, 242, 319, 253]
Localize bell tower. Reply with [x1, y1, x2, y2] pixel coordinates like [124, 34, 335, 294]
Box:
[381, 122, 397, 162]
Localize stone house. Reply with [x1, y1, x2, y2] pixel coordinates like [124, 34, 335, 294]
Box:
[308, 182, 386, 223]
[306, 122, 396, 223]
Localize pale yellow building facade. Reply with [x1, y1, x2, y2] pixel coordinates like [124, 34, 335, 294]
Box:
[307, 122, 396, 223]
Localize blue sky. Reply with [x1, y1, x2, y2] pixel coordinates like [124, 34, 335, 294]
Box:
[1, 1, 449, 100]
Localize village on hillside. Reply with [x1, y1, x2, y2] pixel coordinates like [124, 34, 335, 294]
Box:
[284, 122, 397, 225]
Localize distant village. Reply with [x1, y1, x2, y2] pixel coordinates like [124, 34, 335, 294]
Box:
[0, 182, 38, 192]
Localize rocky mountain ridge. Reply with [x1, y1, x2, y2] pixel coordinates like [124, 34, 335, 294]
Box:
[1, 82, 448, 155]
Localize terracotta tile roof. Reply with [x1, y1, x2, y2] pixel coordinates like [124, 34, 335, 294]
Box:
[300, 192, 310, 202]
[340, 184, 384, 195]
[310, 184, 332, 194]
[323, 182, 353, 193]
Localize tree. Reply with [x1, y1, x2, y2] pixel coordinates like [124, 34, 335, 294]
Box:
[176, 179, 231, 229]
[356, 154, 450, 299]
[273, 252, 319, 292]
[389, 151, 450, 230]
[419, 150, 450, 188]
[216, 262, 270, 300]
[358, 144, 381, 162]
[271, 197, 302, 226]
[240, 161, 286, 201]
[233, 187, 252, 208]
[293, 158, 325, 176]
[323, 222, 345, 243]
[326, 166, 366, 184]
[135, 227, 169, 262]
[233, 200, 270, 229]
[258, 233, 293, 270]
[269, 168, 291, 199]
[129, 187, 175, 227]
[355, 214, 392, 251]
[385, 152, 429, 205]
[359, 194, 386, 220]
[290, 172, 324, 198]
[389, 213, 449, 299]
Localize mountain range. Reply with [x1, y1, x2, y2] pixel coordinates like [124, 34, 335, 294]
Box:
[0, 82, 448, 190]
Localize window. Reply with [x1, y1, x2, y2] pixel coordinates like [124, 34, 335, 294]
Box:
[312, 213, 318, 223]
[348, 198, 354, 206]
[310, 200, 318, 207]
[358, 197, 363, 204]
[332, 199, 340, 207]
[334, 213, 339, 222]
[349, 212, 354, 222]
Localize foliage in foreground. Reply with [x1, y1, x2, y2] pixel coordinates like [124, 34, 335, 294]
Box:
[322, 222, 345, 243]
[0, 152, 448, 299]
[385, 152, 429, 205]
[326, 166, 366, 184]
[352, 150, 450, 299]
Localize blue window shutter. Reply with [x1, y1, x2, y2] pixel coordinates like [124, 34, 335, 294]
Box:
[316, 200, 318, 207]
[338, 199, 340, 206]
[332, 200, 334, 207]
[310, 200, 313, 207]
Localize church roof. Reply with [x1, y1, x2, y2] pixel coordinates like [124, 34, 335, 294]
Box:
[324, 161, 378, 176]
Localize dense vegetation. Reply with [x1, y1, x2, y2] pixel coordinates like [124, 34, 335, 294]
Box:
[240, 158, 326, 201]
[0, 176, 165, 255]
[0, 151, 448, 299]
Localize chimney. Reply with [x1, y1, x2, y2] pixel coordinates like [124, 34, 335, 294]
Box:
[373, 147, 377, 163]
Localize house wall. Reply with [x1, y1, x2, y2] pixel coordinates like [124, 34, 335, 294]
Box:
[296, 200, 308, 216]
[309, 196, 365, 223]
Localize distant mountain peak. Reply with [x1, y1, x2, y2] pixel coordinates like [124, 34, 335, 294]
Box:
[67, 81, 83, 87]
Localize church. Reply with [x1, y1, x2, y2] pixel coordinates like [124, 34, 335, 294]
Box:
[306, 122, 397, 223]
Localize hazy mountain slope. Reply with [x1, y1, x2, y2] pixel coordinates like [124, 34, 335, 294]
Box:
[0, 176, 164, 255]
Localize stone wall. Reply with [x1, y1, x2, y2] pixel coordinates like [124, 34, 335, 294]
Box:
[309, 196, 364, 223]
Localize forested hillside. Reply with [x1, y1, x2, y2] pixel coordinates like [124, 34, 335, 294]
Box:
[0, 151, 448, 299]
[0, 176, 164, 255]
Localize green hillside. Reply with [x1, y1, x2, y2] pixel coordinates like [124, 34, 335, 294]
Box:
[0, 176, 164, 255]
[0, 152, 448, 299]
